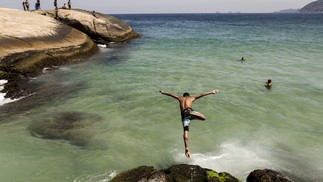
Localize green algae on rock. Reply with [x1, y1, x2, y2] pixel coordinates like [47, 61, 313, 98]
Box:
[110, 164, 241, 182]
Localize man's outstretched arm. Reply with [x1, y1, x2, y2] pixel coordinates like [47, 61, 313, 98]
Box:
[159, 90, 180, 100]
[194, 90, 220, 100]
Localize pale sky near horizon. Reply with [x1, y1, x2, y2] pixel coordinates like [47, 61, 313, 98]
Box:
[0, 0, 315, 14]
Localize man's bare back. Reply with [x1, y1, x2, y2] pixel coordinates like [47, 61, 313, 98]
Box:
[179, 96, 195, 111]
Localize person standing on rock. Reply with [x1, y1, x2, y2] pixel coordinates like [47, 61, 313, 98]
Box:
[159, 90, 220, 158]
[25, 0, 30, 11]
[22, 1, 26, 11]
[35, 0, 41, 10]
[68, 0, 72, 10]
[54, 0, 58, 19]
[54, 0, 58, 10]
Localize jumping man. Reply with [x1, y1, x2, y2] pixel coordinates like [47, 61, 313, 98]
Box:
[160, 89, 220, 158]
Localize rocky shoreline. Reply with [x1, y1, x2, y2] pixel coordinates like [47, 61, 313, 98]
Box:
[0, 8, 139, 99]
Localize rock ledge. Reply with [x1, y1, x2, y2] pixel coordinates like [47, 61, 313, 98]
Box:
[0, 8, 138, 99]
[110, 165, 293, 182]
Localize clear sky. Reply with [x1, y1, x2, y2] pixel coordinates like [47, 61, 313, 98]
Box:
[0, 0, 314, 14]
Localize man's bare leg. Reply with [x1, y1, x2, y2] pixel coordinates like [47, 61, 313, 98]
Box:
[190, 111, 206, 120]
[183, 130, 190, 158]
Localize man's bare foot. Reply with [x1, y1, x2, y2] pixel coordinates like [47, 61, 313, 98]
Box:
[185, 148, 191, 158]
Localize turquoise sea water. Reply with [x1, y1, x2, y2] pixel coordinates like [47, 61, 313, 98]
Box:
[1, 13, 323, 181]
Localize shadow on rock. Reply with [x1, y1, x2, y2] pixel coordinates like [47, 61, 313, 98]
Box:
[28, 111, 102, 146]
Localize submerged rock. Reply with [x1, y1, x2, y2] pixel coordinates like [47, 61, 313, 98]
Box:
[43, 9, 140, 45]
[28, 111, 102, 146]
[110, 164, 241, 182]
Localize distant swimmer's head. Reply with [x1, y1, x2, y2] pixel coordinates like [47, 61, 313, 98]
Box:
[183, 92, 190, 97]
[265, 79, 272, 89]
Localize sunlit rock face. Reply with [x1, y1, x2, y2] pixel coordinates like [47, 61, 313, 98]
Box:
[0, 8, 96, 99]
[44, 9, 140, 44]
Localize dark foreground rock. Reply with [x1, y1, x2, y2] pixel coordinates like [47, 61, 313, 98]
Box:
[110, 165, 296, 182]
[110, 164, 241, 182]
[247, 169, 292, 182]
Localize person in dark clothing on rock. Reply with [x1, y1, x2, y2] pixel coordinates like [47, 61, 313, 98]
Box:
[22, 1, 26, 11]
[35, 0, 41, 10]
[54, 0, 58, 10]
[25, 0, 30, 11]
[68, 0, 71, 10]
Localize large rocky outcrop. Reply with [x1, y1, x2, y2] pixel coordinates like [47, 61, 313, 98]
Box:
[0, 8, 96, 76]
[0, 8, 139, 100]
[0, 8, 97, 98]
[43, 9, 140, 44]
[299, 0, 323, 12]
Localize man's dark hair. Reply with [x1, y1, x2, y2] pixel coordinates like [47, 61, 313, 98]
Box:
[183, 92, 190, 97]
[268, 79, 272, 83]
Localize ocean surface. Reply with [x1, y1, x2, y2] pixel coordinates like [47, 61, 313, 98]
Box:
[1, 13, 323, 181]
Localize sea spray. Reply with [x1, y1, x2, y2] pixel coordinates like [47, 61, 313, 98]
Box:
[0, 80, 22, 106]
[73, 170, 116, 182]
[0, 80, 13, 106]
[173, 141, 273, 180]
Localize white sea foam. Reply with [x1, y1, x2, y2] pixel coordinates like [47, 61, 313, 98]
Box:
[0, 80, 19, 106]
[73, 170, 116, 182]
[173, 141, 274, 180]
[97, 44, 107, 48]
[42, 67, 52, 73]
[0, 80, 7, 86]
[98, 45, 114, 53]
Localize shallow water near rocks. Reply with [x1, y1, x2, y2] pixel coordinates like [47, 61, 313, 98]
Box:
[1, 13, 323, 181]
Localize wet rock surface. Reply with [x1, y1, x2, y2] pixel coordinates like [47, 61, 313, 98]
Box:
[110, 164, 241, 182]
[110, 164, 297, 182]
[247, 169, 292, 182]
